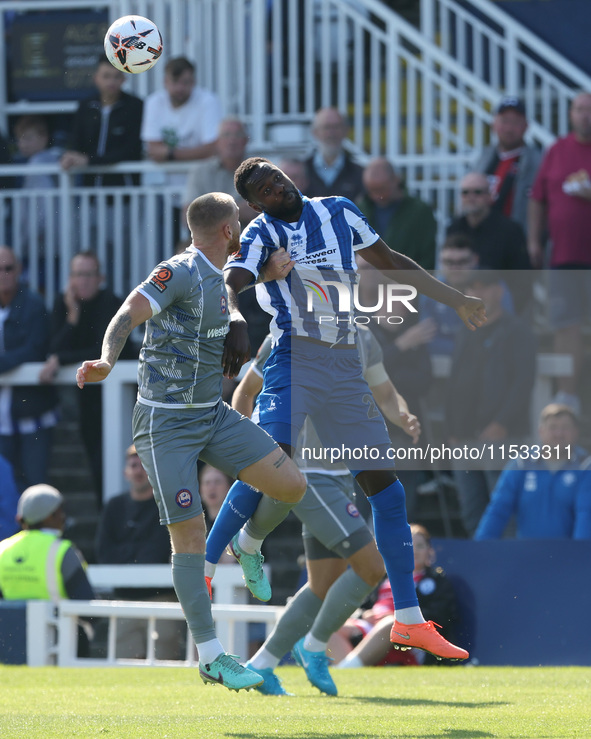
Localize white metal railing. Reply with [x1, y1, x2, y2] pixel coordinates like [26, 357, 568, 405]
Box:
[0, 156, 471, 308]
[420, 0, 591, 138]
[0, 360, 137, 500]
[85, 563, 271, 663]
[0, 161, 190, 307]
[23, 598, 284, 667]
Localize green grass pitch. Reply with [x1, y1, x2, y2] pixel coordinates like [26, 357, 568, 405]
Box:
[1, 665, 589, 738]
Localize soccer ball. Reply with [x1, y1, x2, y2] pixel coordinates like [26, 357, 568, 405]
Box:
[104, 15, 163, 74]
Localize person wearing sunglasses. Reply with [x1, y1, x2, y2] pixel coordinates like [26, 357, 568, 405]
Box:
[446, 172, 531, 314]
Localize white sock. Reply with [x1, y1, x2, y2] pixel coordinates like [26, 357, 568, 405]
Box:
[196, 638, 225, 666]
[237, 529, 263, 554]
[204, 561, 216, 579]
[394, 606, 425, 625]
[336, 654, 364, 668]
[303, 633, 327, 653]
[249, 646, 280, 671]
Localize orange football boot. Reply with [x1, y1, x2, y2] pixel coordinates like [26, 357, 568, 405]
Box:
[390, 620, 469, 661]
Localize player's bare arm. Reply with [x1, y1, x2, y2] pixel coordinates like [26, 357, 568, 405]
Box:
[371, 380, 421, 444]
[358, 238, 487, 331]
[232, 366, 263, 417]
[76, 291, 152, 388]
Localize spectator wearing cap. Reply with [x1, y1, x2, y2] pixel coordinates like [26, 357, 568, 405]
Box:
[444, 269, 537, 537]
[446, 172, 532, 314]
[474, 96, 542, 235]
[0, 484, 94, 602]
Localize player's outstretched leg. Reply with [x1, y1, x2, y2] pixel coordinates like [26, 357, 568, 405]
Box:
[168, 520, 264, 692]
[364, 476, 469, 662]
[246, 583, 322, 695]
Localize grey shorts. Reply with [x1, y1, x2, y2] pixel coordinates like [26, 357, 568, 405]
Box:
[132, 400, 278, 525]
[297, 472, 373, 560]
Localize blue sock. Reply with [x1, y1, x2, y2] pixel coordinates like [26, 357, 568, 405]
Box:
[367, 479, 418, 610]
[205, 480, 262, 564]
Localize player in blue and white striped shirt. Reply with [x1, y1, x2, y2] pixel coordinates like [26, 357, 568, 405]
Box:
[220, 158, 485, 662]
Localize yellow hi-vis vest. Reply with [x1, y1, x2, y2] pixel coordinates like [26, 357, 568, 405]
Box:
[0, 530, 71, 600]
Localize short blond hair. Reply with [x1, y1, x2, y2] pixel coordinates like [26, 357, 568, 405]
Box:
[186, 192, 236, 235]
[539, 403, 578, 425]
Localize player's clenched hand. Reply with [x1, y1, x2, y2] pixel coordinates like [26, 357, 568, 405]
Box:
[260, 247, 296, 282]
[222, 320, 250, 379]
[455, 295, 487, 331]
[76, 360, 112, 389]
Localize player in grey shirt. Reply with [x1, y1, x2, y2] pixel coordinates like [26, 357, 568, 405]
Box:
[76, 192, 306, 692]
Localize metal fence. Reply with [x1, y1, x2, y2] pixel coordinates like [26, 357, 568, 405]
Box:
[0, 154, 476, 307]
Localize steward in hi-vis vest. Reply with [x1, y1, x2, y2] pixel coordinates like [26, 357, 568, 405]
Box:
[0, 484, 94, 602]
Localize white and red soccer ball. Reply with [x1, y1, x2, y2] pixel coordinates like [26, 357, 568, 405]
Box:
[104, 15, 163, 74]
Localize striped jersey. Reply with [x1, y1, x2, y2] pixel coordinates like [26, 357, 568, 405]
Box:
[136, 247, 228, 408]
[224, 196, 380, 346]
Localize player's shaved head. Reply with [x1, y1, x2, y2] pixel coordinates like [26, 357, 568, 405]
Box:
[186, 192, 237, 235]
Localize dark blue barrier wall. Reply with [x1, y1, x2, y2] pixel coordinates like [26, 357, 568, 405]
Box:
[0, 601, 27, 665]
[433, 540, 591, 666]
[3, 542, 590, 666]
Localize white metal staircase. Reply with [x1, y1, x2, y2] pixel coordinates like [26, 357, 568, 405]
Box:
[1, 0, 590, 276]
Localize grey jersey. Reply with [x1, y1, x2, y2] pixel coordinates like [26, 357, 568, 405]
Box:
[136, 247, 229, 408]
[252, 325, 388, 472]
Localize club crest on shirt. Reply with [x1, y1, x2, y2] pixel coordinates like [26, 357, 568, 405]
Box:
[346, 503, 360, 518]
[176, 489, 193, 508]
[289, 233, 304, 257]
[220, 294, 227, 314]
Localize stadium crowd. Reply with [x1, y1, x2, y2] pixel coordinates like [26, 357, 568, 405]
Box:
[1, 23, 591, 689]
